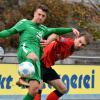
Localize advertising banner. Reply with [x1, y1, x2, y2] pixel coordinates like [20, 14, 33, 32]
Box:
[0, 64, 100, 95]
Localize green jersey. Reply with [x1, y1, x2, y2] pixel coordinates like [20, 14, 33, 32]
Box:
[0, 19, 72, 47]
[0, 19, 73, 82]
[14, 19, 48, 47]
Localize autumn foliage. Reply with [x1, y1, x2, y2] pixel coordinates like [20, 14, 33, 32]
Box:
[0, 0, 99, 49]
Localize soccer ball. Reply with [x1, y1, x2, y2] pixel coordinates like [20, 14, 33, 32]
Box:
[18, 61, 35, 78]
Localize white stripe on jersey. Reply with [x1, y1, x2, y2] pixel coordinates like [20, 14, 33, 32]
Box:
[22, 43, 28, 53]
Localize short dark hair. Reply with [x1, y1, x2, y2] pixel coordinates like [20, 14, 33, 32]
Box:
[35, 4, 49, 13]
[79, 33, 90, 45]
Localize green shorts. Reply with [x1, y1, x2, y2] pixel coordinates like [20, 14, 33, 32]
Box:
[17, 44, 42, 82]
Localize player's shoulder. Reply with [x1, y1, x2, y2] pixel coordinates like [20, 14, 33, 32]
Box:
[19, 19, 29, 23]
[58, 37, 74, 43]
[16, 19, 30, 26]
[59, 36, 67, 42]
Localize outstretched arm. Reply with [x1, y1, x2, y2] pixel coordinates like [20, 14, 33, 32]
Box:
[0, 27, 17, 38]
[0, 19, 27, 38]
[44, 27, 80, 38]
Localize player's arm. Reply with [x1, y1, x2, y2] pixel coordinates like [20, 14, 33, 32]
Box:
[0, 19, 26, 38]
[46, 33, 59, 43]
[45, 28, 79, 38]
[40, 33, 59, 47]
[0, 28, 17, 38]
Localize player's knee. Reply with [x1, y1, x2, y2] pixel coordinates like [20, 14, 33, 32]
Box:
[29, 55, 38, 62]
[62, 87, 67, 94]
[32, 56, 38, 62]
[28, 80, 40, 96]
[27, 52, 38, 62]
[59, 86, 67, 94]
[29, 89, 39, 96]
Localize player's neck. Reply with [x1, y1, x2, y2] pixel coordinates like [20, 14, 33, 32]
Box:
[32, 19, 39, 25]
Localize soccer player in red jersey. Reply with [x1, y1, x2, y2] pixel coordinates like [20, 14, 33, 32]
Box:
[34, 33, 90, 100]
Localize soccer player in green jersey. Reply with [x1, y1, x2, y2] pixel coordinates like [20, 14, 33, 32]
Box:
[0, 4, 80, 100]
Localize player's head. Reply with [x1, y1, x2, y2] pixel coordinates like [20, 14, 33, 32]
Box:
[74, 33, 90, 51]
[33, 4, 48, 24]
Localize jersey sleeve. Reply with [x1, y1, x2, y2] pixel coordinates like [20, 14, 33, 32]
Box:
[0, 19, 27, 38]
[44, 27, 72, 38]
[0, 27, 17, 38]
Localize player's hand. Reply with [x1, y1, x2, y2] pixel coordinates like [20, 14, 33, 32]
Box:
[72, 28, 80, 37]
[40, 39, 48, 47]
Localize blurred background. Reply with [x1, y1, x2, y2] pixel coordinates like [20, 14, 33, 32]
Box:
[0, 0, 100, 65]
[0, 0, 100, 100]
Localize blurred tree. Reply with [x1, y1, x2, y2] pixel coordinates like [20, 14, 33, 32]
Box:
[0, 0, 100, 49]
[18, 0, 68, 27]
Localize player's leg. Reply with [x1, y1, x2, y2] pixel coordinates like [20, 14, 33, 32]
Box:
[23, 80, 40, 100]
[41, 67, 66, 100]
[17, 46, 41, 100]
[16, 52, 38, 87]
[34, 82, 43, 100]
[22, 58, 41, 100]
[34, 61, 45, 100]
[23, 53, 41, 100]
[46, 79, 66, 100]
[22, 59, 40, 100]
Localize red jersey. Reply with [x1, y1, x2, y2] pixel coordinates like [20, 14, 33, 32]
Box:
[41, 37, 74, 68]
